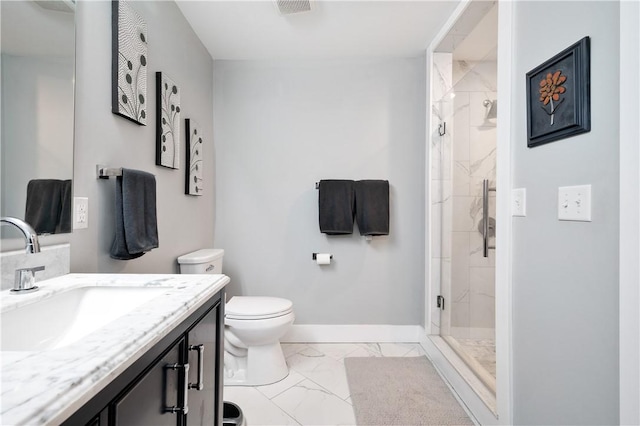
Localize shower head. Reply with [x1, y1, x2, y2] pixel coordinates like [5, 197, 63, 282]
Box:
[483, 99, 497, 120]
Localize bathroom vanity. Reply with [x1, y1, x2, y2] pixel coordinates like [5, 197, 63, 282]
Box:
[0, 273, 229, 426]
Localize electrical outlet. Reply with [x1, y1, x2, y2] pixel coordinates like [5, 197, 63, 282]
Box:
[74, 197, 88, 229]
[558, 185, 591, 222]
[512, 188, 526, 217]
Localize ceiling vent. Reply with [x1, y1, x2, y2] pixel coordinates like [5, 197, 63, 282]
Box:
[276, 0, 311, 15]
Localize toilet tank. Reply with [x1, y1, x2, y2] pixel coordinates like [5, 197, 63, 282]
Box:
[177, 249, 224, 274]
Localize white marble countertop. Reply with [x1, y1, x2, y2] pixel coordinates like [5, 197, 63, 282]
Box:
[0, 273, 229, 426]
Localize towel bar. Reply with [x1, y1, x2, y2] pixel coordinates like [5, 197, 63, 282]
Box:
[97, 165, 123, 179]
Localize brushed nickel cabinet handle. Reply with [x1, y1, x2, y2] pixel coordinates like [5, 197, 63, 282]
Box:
[188, 344, 205, 391]
[164, 363, 190, 414]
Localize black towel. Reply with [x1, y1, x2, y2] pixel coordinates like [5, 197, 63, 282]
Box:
[25, 179, 69, 234]
[59, 180, 72, 233]
[110, 169, 159, 260]
[354, 180, 389, 236]
[318, 180, 355, 235]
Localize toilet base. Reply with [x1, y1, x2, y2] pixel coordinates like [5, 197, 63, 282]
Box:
[224, 341, 289, 386]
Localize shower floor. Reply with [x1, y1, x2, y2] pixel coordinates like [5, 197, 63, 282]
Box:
[457, 338, 496, 377]
[443, 335, 496, 394]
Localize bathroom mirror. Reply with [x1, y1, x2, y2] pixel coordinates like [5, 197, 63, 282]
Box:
[1, 0, 75, 237]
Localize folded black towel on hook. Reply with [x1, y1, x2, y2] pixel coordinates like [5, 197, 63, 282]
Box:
[318, 179, 355, 235]
[110, 168, 159, 260]
[355, 180, 389, 236]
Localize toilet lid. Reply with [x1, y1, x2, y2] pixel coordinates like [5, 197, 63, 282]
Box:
[226, 296, 293, 320]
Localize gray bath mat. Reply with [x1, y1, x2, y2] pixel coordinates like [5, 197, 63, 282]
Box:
[344, 356, 473, 425]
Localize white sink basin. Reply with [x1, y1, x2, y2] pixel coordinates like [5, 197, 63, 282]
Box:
[1, 286, 168, 351]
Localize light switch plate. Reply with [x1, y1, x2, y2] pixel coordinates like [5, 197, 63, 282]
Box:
[74, 197, 88, 229]
[558, 185, 591, 221]
[512, 188, 526, 217]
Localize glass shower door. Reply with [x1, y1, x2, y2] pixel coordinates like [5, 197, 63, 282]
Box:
[430, 2, 498, 394]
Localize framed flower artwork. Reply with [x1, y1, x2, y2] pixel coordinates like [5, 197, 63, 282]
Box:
[526, 36, 590, 148]
[156, 72, 181, 169]
[185, 119, 203, 196]
[112, 1, 147, 125]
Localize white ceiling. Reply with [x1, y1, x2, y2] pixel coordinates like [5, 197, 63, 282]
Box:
[449, 1, 497, 61]
[1, 0, 74, 57]
[176, 0, 460, 60]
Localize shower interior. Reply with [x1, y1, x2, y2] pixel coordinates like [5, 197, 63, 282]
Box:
[430, 0, 498, 397]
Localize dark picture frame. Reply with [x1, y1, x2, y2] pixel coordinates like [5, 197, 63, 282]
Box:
[156, 72, 181, 169]
[526, 36, 590, 148]
[185, 119, 203, 196]
[111, 0, 147, 125]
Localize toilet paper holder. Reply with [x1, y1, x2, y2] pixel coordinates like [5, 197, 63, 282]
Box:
[312, 253, 333, 260]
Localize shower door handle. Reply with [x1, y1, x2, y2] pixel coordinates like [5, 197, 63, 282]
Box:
[482, 179, 496, 258]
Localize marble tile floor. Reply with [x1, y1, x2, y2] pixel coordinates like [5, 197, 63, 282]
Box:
[456, 338, 496, 378]
[223, 342, 429, 426]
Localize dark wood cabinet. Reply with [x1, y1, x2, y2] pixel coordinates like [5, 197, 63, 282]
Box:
[62, 289, 224, 426]
[185, 304, 223, 426]
[112, 337, 185, 426]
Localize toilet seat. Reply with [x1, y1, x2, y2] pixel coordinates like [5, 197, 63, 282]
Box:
[226, 296, 293, 320]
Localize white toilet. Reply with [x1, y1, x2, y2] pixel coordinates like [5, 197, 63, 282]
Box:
[177, 249, 295, 386]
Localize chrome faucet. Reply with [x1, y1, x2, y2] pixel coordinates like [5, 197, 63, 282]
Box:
[1, 217, 44, 293]
[1, 217, 41, 253]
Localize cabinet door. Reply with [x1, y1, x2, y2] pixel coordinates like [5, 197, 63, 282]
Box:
[186, 303, 222, 426]
[112, 337, 186, 426]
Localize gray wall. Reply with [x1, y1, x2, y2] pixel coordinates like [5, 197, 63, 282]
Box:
[69, 1, 215, 273]
[510, 2, 619, 424]
[213, 58, 426, 325]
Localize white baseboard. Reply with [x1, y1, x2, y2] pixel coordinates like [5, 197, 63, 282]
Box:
[281, 324, 423, 343]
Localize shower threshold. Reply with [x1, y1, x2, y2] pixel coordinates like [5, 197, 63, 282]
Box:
[442, 335, 496, 395]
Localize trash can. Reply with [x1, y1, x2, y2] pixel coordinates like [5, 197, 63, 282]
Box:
[223, 401, 245, 426]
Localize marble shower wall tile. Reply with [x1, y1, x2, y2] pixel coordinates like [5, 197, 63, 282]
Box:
[453, 161, 471, 196]
[431, 51, 453, 302]
[452, 61, 497, 92]
[439, 257, 452, 335]
[451, 232, 470, 304]
[433, 52, 453, 101]
[469, 126, 497, 179]
[452, 196, 483, 233]
[469, 267, 496, 329]
[0, 243, 70, 290]
[430, 258, 442, 332]
[432, 180, 453, 258]
[431, 127, 452, 181]
[446, 58, 496, 339]
[451, 301, 471, 332]
[453, 92, 470, 162]
[442, 188, 453, 258]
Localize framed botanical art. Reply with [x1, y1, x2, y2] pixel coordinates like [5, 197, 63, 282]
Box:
[526, 36, 590, 148]
[156, 72, 181, 169]
[185, 119, 203, 195]
[112, 0, 147, 125]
